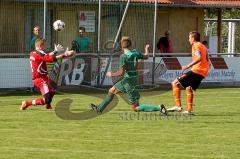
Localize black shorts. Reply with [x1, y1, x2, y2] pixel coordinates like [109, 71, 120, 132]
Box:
[177, 71, 204, 91]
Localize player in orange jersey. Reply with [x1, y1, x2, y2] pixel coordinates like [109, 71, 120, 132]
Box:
[167, 31, 210, 114]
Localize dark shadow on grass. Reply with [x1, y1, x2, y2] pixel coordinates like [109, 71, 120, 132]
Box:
[54, 84, 171, 120]
[55, 95, 119, 120]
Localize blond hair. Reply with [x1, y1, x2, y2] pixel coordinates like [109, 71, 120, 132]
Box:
[35, 38, 46, 48]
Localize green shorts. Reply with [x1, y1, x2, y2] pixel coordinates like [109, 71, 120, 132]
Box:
[114, 77, 140, 104]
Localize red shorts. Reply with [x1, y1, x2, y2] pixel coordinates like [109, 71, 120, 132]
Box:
[33, 78, 53, 95]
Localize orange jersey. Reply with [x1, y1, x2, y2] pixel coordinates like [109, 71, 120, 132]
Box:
[191, 42, 209, 77]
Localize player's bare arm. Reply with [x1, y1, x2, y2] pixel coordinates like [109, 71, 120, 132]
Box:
[143, 44, 150, 59]
[41, 49, 75, 63]
[56, 48, 75, 59]
[48, 44, 75, 59]
[182, 50, 201, 70]
[49, 45, 75, 61]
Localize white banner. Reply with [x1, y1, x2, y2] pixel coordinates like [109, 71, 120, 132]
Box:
[0, 58, 33, 88]
[143, 57, 240, 84]
[79, 11, 95, 32]
[1, 56, 240, 88]
[91, 57, 113, 86]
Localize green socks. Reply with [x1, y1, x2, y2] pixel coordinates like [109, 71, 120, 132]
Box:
[97, 95, 160, 113]
[137, 104, 160, 112]
[98, 95, 114, 112]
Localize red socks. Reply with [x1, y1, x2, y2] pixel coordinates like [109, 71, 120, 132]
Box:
[25, 98, 45, 107]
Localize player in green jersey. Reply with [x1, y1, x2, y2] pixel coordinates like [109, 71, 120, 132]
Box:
[91, 36, 166, 114]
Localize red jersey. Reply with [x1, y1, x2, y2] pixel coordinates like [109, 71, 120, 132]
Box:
[30, 50, 57, 80]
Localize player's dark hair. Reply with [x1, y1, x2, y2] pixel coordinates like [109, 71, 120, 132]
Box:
[79, 27, 85, 32]
[121, 36, 132, 49]
[189, 31, 200, 42]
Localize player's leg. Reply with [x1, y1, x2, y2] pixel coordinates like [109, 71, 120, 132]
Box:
[20, 97, 45, 110]
[49, 91, 55, 100]
[43, 92, 53, 109]
[167, 78, 182, 112]
[123, 83, 165, 113]
[43, 90, 56, 109]
[45, 79, 56, 109]
[168, 72, 194, 112]
[91, 86, 120, 113]
[172, 78, 181, 107]
[98, 86, 119, 112]
[186, 86, 193, 113]
[136, 104, 166, 112]
[128, 90, 161, 112]
[20, 79, 46, 110]
[124, 81, 140, 111]
[93, 80, 126, 112]
[182, 73, 204, 114]
[132, 91, 166, 113]
[44, 91, 55, 109]
[20, 78, 56, 110]
[39, 78, 55, 109]
[125, 79, 165, 113]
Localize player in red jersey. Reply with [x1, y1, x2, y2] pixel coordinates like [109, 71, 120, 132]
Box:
[20, 38, 75, 110]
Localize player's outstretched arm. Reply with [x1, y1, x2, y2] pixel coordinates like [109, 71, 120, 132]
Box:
[49, 44, 64, 56]
[43, 46, 75, 63]
[56, 48, 76, 59]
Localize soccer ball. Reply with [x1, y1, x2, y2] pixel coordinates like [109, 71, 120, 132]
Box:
[53, 20, 65, 31]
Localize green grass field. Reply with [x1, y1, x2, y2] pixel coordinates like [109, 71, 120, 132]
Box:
[0, 88, 239, 159]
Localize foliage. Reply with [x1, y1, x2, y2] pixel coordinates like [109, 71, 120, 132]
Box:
[205, 8, 240, 53]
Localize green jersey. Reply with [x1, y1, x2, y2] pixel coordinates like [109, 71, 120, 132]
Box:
[119, 49, 145, 78]
[114, 50, 144, 104]
[75, 36, 91, 53]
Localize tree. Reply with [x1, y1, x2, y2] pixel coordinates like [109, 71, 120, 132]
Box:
[205, 8, 240, 53]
